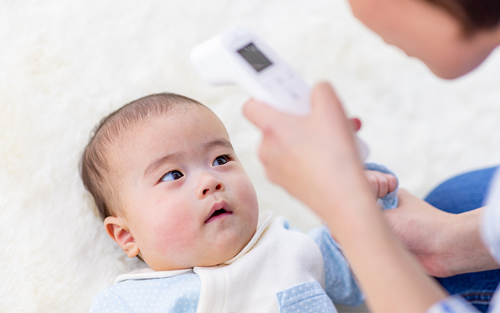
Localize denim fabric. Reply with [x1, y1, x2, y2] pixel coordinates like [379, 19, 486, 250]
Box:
[425, 166, 500, 313]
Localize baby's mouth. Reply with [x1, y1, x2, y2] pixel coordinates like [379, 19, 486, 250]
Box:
[205, 202, 233, 223]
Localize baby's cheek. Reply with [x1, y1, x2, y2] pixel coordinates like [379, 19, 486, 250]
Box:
[235, 175, 259, 212]
[151, 211, 199, 257]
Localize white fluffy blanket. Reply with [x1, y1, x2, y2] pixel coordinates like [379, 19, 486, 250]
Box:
[2, 0, 500, 312]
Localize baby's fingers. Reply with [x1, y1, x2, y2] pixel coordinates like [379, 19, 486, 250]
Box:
[365, 171, 398, 198]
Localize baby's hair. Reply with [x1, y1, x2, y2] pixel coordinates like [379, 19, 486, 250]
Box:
[424, 0, 500, 35]
[80, 93, 205, 220]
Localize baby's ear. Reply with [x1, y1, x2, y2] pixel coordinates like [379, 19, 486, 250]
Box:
[104, 216, 140, 258]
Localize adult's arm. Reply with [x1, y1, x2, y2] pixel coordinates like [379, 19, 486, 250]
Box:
[385, 192, 500, 277]
[243, 82, 447, 312]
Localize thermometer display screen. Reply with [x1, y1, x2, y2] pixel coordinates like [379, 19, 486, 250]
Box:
[237, 43, 272, 72]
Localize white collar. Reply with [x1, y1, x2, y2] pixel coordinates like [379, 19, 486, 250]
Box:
[114, 211, 273, 284]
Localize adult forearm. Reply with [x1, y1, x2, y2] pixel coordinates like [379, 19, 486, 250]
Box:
[313, 175, 448, 312]
[384, 194, 500, 278]
[444, 207, 499, 276]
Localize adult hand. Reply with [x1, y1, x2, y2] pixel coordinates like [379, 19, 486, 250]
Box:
[385, 190, 499, 277]
[243, 82, 370, 219]
[245, 82, 449, 312]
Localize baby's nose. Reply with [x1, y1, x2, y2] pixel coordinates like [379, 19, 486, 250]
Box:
[202, 183, 223, 195]
[197, 174, 225, 197]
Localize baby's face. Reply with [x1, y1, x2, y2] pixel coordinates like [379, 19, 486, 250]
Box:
[108, 104, 259, 271]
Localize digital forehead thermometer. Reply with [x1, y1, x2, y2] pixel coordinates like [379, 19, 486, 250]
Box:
[191, 27, 369, 161]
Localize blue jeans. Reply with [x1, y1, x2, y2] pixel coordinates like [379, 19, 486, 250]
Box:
[425, 166, 500, 312]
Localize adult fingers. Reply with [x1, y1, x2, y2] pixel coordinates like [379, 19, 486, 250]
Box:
[244, 83, 357, 134]
[350, 118, 362, 132]
[310, 82, 348, 123]
[310, 82, 358, 152]
[243, 99, 291, 131]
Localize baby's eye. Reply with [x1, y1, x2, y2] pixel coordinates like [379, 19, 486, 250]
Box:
[213, 155, 229, 166]
[160, 170, 184, 182]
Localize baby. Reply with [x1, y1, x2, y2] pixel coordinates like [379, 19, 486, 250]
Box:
[83, 93, 398, 313]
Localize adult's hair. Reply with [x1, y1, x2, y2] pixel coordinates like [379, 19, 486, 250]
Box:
[80, 93, 204, 220]
[424, 0, 500, 35]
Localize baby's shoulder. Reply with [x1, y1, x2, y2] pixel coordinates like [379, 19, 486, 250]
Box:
[110, 271, 201, 295]
[90, 272, 201, 313]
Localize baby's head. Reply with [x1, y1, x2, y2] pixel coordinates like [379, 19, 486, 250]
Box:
[81, 93, 259, 271]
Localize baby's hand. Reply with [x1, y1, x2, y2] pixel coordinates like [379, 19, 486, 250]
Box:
[365, 170, 398, 198]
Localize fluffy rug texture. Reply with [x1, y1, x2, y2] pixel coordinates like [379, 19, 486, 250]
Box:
[2, 0, 500, 312]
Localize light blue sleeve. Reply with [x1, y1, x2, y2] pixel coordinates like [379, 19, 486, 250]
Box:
[426, 296, 480, 313]
[89, 273, 201, 313]
[308, 226, 365, 307]
[89, 288, 134, 313]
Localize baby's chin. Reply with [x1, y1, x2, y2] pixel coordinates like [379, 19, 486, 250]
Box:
[147, 215, 259, 271]
[197, 226, 258, 267]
